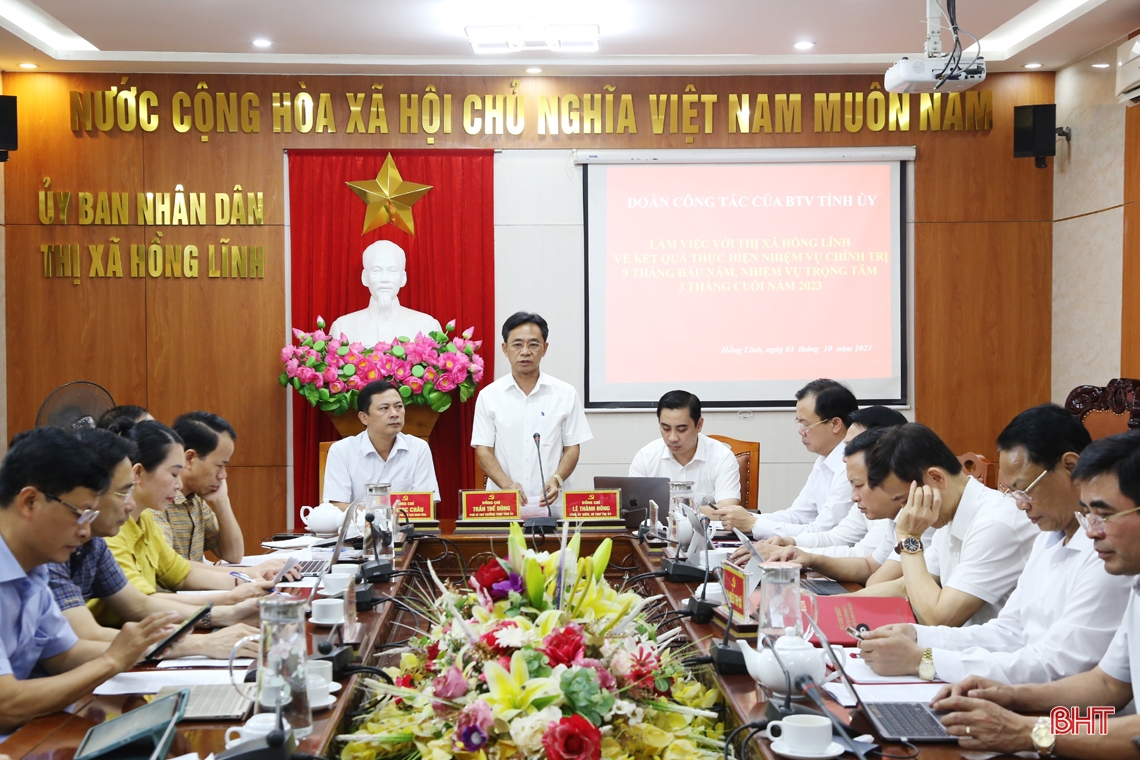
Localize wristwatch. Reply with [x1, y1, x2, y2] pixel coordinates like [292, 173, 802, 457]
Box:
[1031, 716, 1056, 756]
[917, 648, 936, 681]
[894, 536, 924, 555]
[553, 474, 564, 488]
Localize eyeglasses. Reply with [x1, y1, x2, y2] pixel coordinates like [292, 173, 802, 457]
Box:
[44, 492, 100, 525]
[796, 419, 828, 434]
[113, 483, 136, 504]
[1076, 505, 1140, 535]
[998, 468, 1049, 504]
[508, 341, 543, 352]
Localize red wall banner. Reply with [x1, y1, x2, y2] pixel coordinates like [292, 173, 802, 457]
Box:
[287, 149, 496, 521]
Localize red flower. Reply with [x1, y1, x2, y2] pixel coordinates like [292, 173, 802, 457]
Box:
[541, 623, 587, 667]
[479, 620, 518, 656]
[471, 559, 509, 593]
[543, 714, 602, 760]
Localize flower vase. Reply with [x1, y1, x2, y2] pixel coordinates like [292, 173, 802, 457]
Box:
[325, 405, 440, 443]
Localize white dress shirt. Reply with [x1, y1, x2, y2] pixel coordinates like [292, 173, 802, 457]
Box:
[628, 434, 741, 505]
[916, 528, 1131, 684]
[323, 431, 440, 503]
[796, 507, 872, 554]
[470, 371, 593, 517]
[752, 441, 852, 539]
[892, 478, 1038, 626]
[1099, 579, 1140, 691]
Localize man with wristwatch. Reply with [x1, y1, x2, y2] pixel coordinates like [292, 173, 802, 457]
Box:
[852, 423, 1037, 627]
[858, 405, 1131, 686]
[927, 431, 1140, 757]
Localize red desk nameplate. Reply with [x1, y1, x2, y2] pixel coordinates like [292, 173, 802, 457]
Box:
[563, 490, 621, 521]
[721, 560, 751, 620]
[392, 492, 436, 522]
[461, 490, 522, 520]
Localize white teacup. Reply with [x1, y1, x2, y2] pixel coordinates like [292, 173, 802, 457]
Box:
[307, 675, 331, 703]
[331, 564, 359, 579]
[767, 714, 832, 753]
[225, 713, 290, 748]
[699, 548, 732, 569]
[321, 573, 353, 595]
[307, 659, 333, 683]
[310, 598, 345, 625]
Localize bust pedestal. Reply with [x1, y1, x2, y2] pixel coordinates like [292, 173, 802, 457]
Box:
[325, 407, 440, 442]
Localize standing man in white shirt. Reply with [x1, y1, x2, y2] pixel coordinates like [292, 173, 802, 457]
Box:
[926, 430, 1140, 757]
[714, 378, 857, 539]
[324, 380, 440, 507]
[859, 404, 1130, 685]
[854, 423, 1038, 627]
[471, 312, 592, 518]
[628, 391, 740, 508]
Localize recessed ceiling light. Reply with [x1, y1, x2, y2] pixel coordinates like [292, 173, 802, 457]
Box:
[253, 38, 272, 48]
[794, 41, 815, 51]
[1092, 63, 1110, 69]
[526, 67, 542, 73]
[18, 62, 36, 69]
[1024, 62, 1042, 68]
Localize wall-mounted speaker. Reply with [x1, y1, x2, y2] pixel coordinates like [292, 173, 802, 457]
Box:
[1013, 104, 1056, 168]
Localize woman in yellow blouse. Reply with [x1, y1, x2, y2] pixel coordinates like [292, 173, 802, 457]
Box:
[98, 420, 270, 625]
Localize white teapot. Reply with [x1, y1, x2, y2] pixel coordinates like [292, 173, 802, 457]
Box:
[738, 627, 827, 698]
[300, 502, 343, 534]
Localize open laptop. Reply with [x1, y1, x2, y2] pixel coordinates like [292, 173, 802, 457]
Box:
[298, 499, 359, 577]
[155, 683, 253, 721]
[805, 611, 953, 742]
[594, 476, 670, 531]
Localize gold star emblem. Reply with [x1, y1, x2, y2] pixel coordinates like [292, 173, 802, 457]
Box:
[345, 153, 432, 236]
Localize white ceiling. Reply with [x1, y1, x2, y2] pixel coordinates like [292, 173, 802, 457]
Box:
[0, 0, 1136, 76]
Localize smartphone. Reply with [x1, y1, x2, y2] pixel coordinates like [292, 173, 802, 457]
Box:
[846, 625, 867, 642]
[271, 556, 299, 585]
[144, 603, 213, 662]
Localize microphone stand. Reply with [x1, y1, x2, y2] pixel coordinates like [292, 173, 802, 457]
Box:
[524, 432, 558, 535]
[360, 512, 393, 583]
[760, 634, 821, 722]
[709, 604, 749, 675]
[313, 621, 353, 678]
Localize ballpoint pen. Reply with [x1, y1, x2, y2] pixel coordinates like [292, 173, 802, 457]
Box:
[230, 571, 255, 583]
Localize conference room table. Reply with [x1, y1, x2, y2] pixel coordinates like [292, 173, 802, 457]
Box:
[0, 526, 1000, 760]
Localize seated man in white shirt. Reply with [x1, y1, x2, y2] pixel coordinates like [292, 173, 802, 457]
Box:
[714, 378, 857, 539]
[324, 380, 440, 507]
[757, 425, 931, 585]
[761, 405, 909, 559]
[471, 312, 592, 518]
[854, 423, 1038, 627]
[629, 390, 740, 508]
[928, 430, 1140, 757]
[859, 404, 1130, 685]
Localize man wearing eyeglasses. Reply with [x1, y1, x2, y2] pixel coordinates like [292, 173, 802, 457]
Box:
[852, 422, 1038, 628]
[471, 312, 592, 519]
[47, 429, 261, 660]
[714, 379, 857, 539]
[926, 429, 1140, 757]
[0, 427, 177, 737]
[858, 405, 1131, 686]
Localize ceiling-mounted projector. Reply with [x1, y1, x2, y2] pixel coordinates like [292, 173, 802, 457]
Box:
[885, 56, 987, 93]
[885, 0, 985, 94]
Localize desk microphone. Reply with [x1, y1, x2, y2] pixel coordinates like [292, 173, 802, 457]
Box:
[524, 432, 558, 535]
[360, 511, 394, 583]
[686, 516, 718, 623]
[313, 621, 353, 677]
[709, 605, 749, 675]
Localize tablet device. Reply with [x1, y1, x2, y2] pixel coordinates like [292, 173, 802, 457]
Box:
[144, 603, 212, 663]
[75, 688, 188, 760]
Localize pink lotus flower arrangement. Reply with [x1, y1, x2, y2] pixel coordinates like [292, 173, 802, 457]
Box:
[279, 316, 485, 414]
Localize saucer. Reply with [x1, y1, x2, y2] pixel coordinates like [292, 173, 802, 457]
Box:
[769, 740, 844, 760]
[310, 616, 345, 627]
[309, 530, 338, 538]
[328, 682, 341, 693]
[317, 588, 346, 598]
[309, 693, 336, 710]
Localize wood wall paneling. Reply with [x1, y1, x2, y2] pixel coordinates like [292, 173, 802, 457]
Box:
[6, 224, 148, 432]
[914, 221, 1053, 458]
[1123, 201, 1140, 377]
[143, 225, 286, 466]
[220, 466, 288, 555]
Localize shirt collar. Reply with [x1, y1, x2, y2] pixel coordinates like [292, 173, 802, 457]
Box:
[119, 513, 145, 547]
[0, 531, 27, 584]
[359, 430, 409, 458]
[821, 440, 847, 473]
[505, 372, 548, 395]
[949, 477, 986, 541]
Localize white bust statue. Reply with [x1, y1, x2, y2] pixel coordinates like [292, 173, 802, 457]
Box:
[329, 240, 442, 345]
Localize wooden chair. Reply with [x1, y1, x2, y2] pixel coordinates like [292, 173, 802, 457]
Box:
[1065, 378, 1140, 440]
[957, 452, 997, 489]
[709, 435, 760, 511]
[318, 441, 334, 502]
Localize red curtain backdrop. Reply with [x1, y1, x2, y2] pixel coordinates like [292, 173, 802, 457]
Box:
[287, 149, 495, 521]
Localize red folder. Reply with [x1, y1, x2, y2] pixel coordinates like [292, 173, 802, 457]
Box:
[803, 595, 917, 646]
